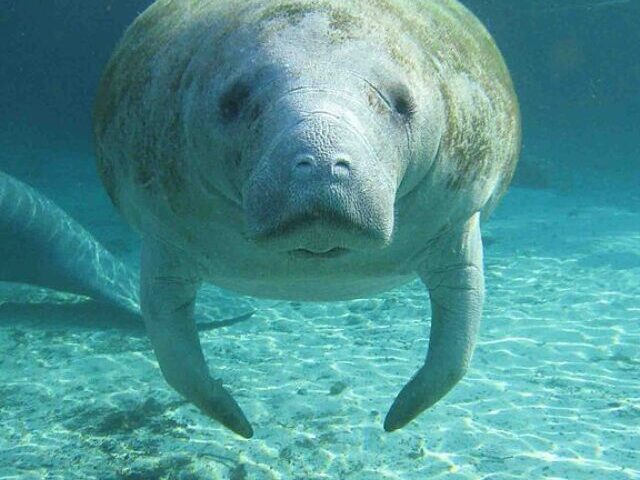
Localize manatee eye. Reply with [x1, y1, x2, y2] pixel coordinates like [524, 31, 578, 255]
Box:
[391, 89, 417, 119]
[219, 81, 251, 121]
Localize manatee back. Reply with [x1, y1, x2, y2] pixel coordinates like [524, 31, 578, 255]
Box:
[392, 0, 521, 217]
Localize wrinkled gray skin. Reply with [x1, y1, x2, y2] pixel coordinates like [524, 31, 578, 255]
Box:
[0, 170, 139, 315]
[94, 0, 520, 438]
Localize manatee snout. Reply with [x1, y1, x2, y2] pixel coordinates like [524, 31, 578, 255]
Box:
[243, 107, 396, 254]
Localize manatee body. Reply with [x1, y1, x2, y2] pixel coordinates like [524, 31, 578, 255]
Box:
[94, 0, 520, 438]
[0, 170, 139, 315]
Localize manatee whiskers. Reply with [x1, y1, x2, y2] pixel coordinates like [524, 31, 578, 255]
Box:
[248, 194, 391, 252]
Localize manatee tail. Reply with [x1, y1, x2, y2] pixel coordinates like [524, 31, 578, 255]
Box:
[0, 170, 140, 315]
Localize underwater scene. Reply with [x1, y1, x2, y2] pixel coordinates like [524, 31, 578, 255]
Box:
[0, 1, 638, 478]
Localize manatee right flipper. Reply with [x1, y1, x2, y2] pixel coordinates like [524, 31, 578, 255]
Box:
[385, 213, 484, 431]
[0, 170, 139, 315]
[141, 238, 253, 438]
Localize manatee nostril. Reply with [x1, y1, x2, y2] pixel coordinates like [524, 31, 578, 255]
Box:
[332, 156, 351, 179]
[292, 153, 351, 180]
[293, 154, 315, 178]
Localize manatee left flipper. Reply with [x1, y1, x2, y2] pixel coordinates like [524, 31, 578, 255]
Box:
[141, 238, 253, 438]
[0, 170, 139, 315]
[385, 213, 484, 431]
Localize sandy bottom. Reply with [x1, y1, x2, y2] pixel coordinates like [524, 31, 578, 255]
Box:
[0, 156, 638, 479]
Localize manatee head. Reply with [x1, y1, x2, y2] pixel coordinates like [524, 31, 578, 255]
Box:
[184, 8, 445, 258]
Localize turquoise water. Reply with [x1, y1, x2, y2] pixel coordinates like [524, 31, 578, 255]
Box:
[1, 1, 639, 479]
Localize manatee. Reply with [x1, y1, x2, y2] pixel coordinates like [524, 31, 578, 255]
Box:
[94, 0, 521, 438]
[0, 170, 139, 315]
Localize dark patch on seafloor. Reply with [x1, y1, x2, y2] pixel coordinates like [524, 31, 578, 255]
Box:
[329, 380, 348, 395]
[58, 397, 244, 479]
[228, 463, 249, 480]
[64, 398, 185, 436]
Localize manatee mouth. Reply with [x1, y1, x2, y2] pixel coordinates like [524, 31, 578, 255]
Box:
[251, 211, 387, 255]
[288, 247, 350, 259]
